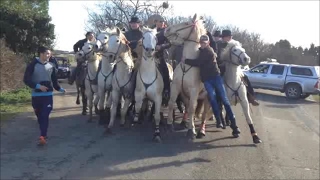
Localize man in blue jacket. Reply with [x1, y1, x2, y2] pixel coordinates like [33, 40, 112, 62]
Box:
[23, 46, 66, 146]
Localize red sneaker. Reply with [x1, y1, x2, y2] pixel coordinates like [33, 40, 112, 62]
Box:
[38, 136, 47, 146]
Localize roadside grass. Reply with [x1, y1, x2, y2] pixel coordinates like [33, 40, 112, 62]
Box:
[312, 94, 320, 102]
[0, 87, 31, 124]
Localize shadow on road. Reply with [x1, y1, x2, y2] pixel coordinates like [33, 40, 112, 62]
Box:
[255, 91, 317, 105]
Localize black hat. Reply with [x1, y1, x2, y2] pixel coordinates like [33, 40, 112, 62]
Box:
[129, 16, 141, 23]
[221, 30, 232, 37]
[85, 32, 94, 36]
[213, 30, 221, 37]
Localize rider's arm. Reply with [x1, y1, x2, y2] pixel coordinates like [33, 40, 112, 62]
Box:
[23, 59, 38, 89]
[73, 40, 82, 53]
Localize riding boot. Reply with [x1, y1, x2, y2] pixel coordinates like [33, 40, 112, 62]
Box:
[91, 61, 102, 85]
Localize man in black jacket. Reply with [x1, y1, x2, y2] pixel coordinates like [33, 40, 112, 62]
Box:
[181, 35, 240, 135]
[68, 32, 95, 85]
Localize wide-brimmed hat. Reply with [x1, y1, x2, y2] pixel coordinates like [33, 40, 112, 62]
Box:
[129, 16, 141, 23]
[221, 30, 232, 37]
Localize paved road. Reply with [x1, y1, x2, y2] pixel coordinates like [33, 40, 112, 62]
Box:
[1, 82, 319, 179]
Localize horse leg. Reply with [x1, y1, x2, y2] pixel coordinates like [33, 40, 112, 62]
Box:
[133, 93, 144, 125]
[240, 93, 262, 144]
[186, 89, 199, 140]
[94, 94, 100, 115]
[120, 97, 131, 127]
[105, 90, 120, 134]
[153, 96, 163, 143]
[81, 87, 87, 115]
[87, 91, 93, 123]
[196, 99, 210, 139]
[76, 85, 80, 105]
[166, 83, 181, 132]
[104, 91, 112, 125]
[98, 85, 107, 125]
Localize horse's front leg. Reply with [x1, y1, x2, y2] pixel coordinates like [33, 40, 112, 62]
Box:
[105, 89, 120, 134]
[240, 91, 262, 144]
[120, 96, 131, 127]
[196, 99, 211, 139]
[133, 91, 144, 125]
[166, 82, 181, 132]
[81, 87, 87, 115]
[153, 95, 163, 143]
[186, 88, 199, 140]
[86, 89, 94, 123]
[76, 85, 80, 105]
[98, 83, 107, 125]
[93, 89, 100, 115]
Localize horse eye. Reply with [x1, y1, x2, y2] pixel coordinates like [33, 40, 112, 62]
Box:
[233, 49, 237, 52]
[116, 40, 120, 42]
[105, 37, 107, 39]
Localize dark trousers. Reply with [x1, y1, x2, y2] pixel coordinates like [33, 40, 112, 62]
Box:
[158, 56, 170, 91]
[32, 96, 53, 137]
[204, 76, 237, 128]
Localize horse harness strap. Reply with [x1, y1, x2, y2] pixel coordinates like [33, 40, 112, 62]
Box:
[101, 68, 114, 92]
[224, 80, 243, 105]
[115, 70, 134, 98]
[138, 67, 158, 91]
[180, 63, 193, 97]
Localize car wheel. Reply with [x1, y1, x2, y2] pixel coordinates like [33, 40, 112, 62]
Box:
[285, 84, 302, 99]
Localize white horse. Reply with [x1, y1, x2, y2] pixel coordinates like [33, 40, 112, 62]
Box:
[133, 26, 174, 142]
[79, 41, 101, 122]
[96, 28, 115, 125]
[104, 27, 135, 133]
[164, 13, 212, 139]
[220, 39, 262, 144]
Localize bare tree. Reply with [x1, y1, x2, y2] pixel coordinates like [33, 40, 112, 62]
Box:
[85, 0, 173, 32]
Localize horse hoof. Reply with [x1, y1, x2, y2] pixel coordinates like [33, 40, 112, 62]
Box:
[180, 121, 187, 129]
[226, 121, 230, 126]
[253, 135, 262, 144]
[82, 111, 87, 115]
[153, 135, 162, 143]
[186, 129, 196, 140]
[76, 100, 80, 105]
[196, 131, 205, 139]
[222, 125, 226, 129]
[104, 128, 113, 135]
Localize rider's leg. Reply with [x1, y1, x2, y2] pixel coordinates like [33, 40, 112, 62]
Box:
[242, 74, 259, 106]
[92, 61, 102, 85]
[158, 56, 170, 99]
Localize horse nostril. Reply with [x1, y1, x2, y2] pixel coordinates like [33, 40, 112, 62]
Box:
[151, 48, 155, 51]
[243, 57, 247, 61]
[79, 53, 82, 56]
[146, 48, 149, 51]
[109, 55, 113, 59]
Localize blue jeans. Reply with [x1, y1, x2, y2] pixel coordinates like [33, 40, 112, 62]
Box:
[203, 76, 237, 128]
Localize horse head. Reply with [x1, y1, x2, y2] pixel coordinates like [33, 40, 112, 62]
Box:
[221, 40, 251, 67]
[141, 26, 158, 58]
[79, 42, 98, 61]
[96, 27, 112, 52]
[106, 27, 131, 63]
[164, 13, 206, 45]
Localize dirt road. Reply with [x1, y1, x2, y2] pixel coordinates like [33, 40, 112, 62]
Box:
[1, 82, 319, 179]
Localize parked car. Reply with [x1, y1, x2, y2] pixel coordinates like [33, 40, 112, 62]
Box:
[243, 62, 320, 99]
[55, 57, 71, 79]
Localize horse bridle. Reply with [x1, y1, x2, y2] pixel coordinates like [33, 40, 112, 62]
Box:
[166, 20, 199, 44]
[106, 34, 124, 63]
[224, 45, 245, 66]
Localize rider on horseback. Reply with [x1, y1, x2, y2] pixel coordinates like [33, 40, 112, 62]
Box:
[217, 30, 260, 106]
[154, 15, 171, 101]
[68, 32, 95, 85]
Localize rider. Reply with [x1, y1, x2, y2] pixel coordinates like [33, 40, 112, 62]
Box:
[181, 35, 240, 133]
[48, 50, 59, 72]
[154, 15, 171, 100]
[217, 30, 259, 106]
[211, 30, 222, 52]
[68, 32, 95, 85]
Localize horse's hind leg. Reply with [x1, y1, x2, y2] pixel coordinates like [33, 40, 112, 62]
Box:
[240, 94, 262, 144]
[196, 99, 210, 139]
[76, 85, 80, 105]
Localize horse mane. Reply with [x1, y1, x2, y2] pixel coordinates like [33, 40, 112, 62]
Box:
[220, 39, 244, 60]
[141, 26, 157, 35]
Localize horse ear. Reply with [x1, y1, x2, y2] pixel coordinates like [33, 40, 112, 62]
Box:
[192, 13, 197, 22]
[116, 27, 121, 35]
